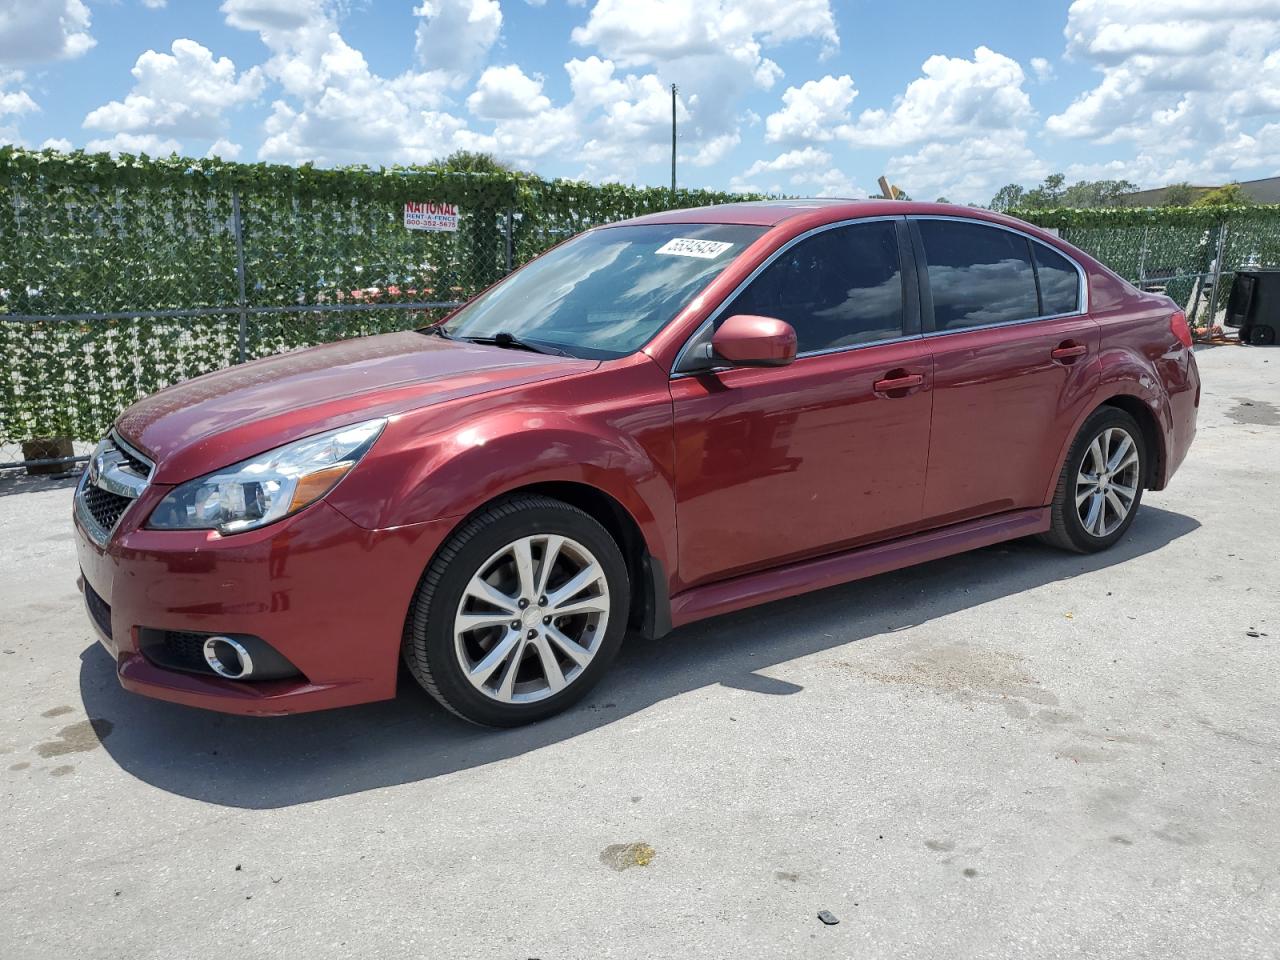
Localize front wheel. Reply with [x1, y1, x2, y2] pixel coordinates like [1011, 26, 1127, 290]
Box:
[1041, 407, 1147, 553]
[402, 495, 630, 727]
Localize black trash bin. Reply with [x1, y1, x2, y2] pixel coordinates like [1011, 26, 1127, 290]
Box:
[1227, 269, 1280, 345]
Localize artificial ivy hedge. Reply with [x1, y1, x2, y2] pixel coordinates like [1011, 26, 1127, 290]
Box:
[3, 146, 1280, 444]
[0, 147, 759, 442]
[1016, 205, 1280, 323]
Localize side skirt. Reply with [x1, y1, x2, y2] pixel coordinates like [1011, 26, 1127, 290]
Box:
[668, 507, 1051, 630]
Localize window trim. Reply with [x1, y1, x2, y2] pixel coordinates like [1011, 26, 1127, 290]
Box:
[671, 215, 916, 377]
[908, 215, 1090, 338]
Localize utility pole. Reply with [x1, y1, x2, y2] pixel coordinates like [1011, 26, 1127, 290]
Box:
[670, 83, 677, 196]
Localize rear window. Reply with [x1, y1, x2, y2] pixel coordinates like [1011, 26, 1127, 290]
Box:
[917, 219, 1039, 330]
[1033, 243, 1081, 316]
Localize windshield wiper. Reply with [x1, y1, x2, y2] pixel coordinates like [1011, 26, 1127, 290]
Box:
[458, 331, 574, 358]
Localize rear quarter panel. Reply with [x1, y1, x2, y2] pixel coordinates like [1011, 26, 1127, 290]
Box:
[1042, 265, 1199, 499]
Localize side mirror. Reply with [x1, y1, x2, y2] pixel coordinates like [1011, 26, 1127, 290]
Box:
[710, 314, 798, 368]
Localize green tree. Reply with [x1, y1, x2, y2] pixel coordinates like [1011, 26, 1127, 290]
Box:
[989, 183, 1025, 212]
[1059, 178, 1138, 208]
[1024, 173, 1066, 208]
[1194, 183, 1254, 207]
[1162, 182, 1198, 206]
[434, 150, 517, 174]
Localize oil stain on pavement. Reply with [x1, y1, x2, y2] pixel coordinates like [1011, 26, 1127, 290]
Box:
[1228, 398, 1280, 426]
[34, 718, 113, 758]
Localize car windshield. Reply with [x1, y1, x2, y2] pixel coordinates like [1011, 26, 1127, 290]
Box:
[442, 223, 766, 359]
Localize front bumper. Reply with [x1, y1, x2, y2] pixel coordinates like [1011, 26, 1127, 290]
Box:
[75, 491, 454, 716]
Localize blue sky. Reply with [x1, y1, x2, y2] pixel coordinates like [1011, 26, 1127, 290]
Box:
[1, 1, 1278, 204]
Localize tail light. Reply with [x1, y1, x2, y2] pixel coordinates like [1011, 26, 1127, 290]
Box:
[1170, 310, 1193, 348]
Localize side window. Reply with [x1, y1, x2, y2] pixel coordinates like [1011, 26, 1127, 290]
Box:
[1032, 242, 1080, 316]
[727, 220, 904, 353]
[917, 220, 1039, 330]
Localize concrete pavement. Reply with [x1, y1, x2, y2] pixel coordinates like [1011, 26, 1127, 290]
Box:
[1, 343, 1276, 959]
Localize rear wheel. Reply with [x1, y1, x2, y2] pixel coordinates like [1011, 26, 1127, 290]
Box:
[1250, 325, 1276, 346]
[1041, 407, 1146, 553]
[402, 494, 629, 727]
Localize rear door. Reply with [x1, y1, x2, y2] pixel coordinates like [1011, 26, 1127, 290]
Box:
[911, 217, 1100, 527]
[669, 217, 933, 589]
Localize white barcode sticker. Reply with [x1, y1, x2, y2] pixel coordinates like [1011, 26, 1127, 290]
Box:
[655, 238, 735, 259]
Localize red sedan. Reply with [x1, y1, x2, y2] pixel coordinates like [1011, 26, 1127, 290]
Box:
[74, 200, 1200, 726]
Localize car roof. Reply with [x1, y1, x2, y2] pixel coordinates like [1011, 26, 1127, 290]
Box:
[612, 199, 1025, 230]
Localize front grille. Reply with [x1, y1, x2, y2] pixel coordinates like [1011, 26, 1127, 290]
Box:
[76, 433, 153, 544]
[84, 580, 112, 638]
[83, 483, 134, 532]
[114, 443, 151, 477]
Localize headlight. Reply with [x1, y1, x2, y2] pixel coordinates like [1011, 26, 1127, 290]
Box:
[147, 419, 386, 534]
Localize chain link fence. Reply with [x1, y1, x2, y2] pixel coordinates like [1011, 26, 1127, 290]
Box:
[3, 148, 1280, 470]
[1024, 207, 1280, 331]
[0, 150, 756, 468]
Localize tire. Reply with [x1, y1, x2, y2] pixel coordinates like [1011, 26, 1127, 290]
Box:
[1250, 325, 1276, 346]
[402, 494, 630, 727]
[1040, 407, 1147, 554]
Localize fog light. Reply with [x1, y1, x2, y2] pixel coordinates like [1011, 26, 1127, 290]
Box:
[202, 635, 254, 679]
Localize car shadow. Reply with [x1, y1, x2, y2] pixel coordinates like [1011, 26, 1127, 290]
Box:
[80, 506, 1199, 809]
[0, 469, 82, 499]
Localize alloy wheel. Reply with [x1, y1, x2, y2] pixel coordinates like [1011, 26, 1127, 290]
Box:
[1075, 426, 1140, 538]
[453, 534, 610, 704]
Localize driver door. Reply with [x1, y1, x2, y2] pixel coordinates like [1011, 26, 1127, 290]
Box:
[669, 218, 934, 590]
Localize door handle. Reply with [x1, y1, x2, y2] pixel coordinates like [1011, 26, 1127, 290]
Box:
[1051, 343, 1087, 362]
[873, 373, 924, 394]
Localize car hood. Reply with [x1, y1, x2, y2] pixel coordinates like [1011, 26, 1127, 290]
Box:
[116, 331, 598, 484]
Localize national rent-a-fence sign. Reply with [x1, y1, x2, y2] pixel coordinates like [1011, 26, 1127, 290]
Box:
[404, 201, 460, 232]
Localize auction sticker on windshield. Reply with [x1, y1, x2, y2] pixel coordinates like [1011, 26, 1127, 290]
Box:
[404, 202, 460, 232]
[655, 238, 735, 259]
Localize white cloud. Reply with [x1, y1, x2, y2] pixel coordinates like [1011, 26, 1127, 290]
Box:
[225, 1, 491, 165]
[85, 132, 182, 155]
[141, 0, 168, 8]
[1030, 56, 1053, 81]
[41, 136, 72, 150]
[890, 133, 1048, 204]
[414, 0, 502, 78]
[850, 46, 1033, 148]
[732, 146, 862, 197]
[467, 64, 551, 119]
[568, 0, 839, 180]
[1046, 0, 1280, 185]
[207, 138, 242, 159]
[764, 74, 856, 143]
[0, 67, 35, 144]
[741, 145, 831, 178]
[0, 0, 94, 63]
[688, 131, 739, 166]
[0, 84, 35, 116]
[83, 39, 264, 143]
[572, 0, 836, 63]
[219, 0, 321, 32]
